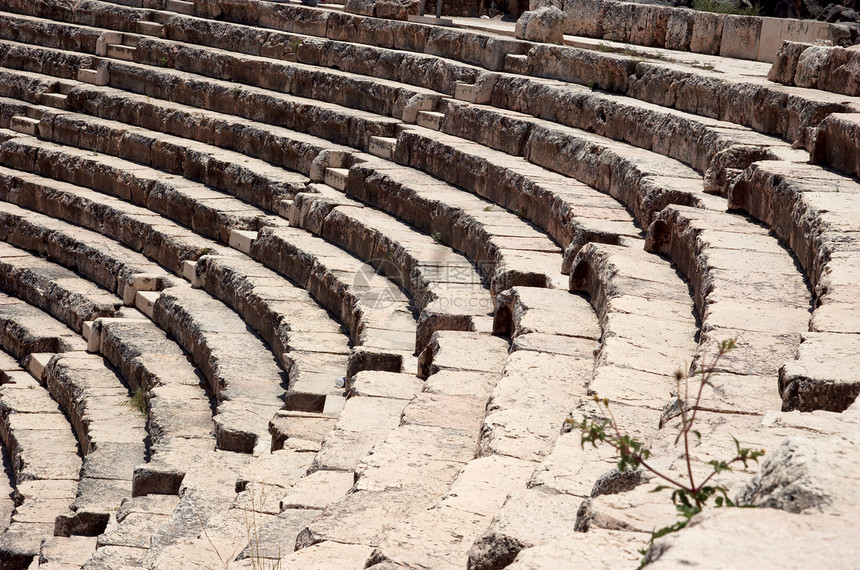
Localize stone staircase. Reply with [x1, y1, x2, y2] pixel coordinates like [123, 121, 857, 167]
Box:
[0, 0, 855, 568]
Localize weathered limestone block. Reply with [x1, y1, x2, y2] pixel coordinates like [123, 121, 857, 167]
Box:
[374, 0, 421, 20]
[779, 333, 860, 412]
[794, 44, 838, 88]
[467, 489, 584, 570]
[767, 41, 812, 84]
[810, 113, 860, 178]
[344, 0, 376, 16]
[643, 508, 858, 568]
[505, 530, 647, 569]
[738, 434, 859, 514]
[665, 8, 695, 51]
[629, 5, 671, 47]
[515, 7, 565, 44]
[719, 15, 761, 60]
[690, 11, 723, 55]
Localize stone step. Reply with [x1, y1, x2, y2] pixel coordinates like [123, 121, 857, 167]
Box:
[91, 317, 216, 496]
[646, 205, 812, 415]
[37, 91, 69, 109]
[288, 180, 492, 354]
[165, 0, 195, 15]
[728, 159, 860, 412]
[323, 167, 349, 191]
[105, 43, 135, 60]
[43, 351, 147, 537]
[39, 535, 98, 567]
[151, 285, 287, 453]
[0, 346, 80, 567]
[416, 110, 444, 131]
[481, 288, 598, 463]
[310, 394, 408, 473]
[75, 66, 109, 86]
[250, 225, 419, 369]
[135, 20, 165, 37]
[809, 113, 860, 183]
[368, 136, 397, 160]
[8, 114, 39, 135]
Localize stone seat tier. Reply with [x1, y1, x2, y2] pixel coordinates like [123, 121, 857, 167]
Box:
[0, 291, 87, 359]
[192, 254, 352, 414]
[133, 35, 441, 121]
[0, 68, 576, 329]
[0, 158, 354, 419]
[337, 157, 573, 294]
[89, 316, 217, 496]
[0, 65, 354, 183]
[289, 180, 493, 355]
[99, 12, 798, 194]
[40, 350, 147, 537]
[38, 2, 825, 167]
[2, 0, 857, 151]
[249, 225, 419, 368]
[0, 64, 584, 344]
[1, 38, 664, 268]
[0, 28, 685, 262]
[570, 242, 700, 408]
[0, 82, 304, 219]
[0, 163, 236, 276]
[0, 84, 311, 212]
[0, 240, 122, 333]
[0, 42, 640, 286]
[729, 159, 860, 412]
[150, 284, 289, 454]
[645, 204, 813, 415]
[0, 343, 81, 568]
[401, 105, 722, 235]
[97, 54, 401, 152]
[0, 129, 282, 246]
[0, 243, 148, 538]
[0, 193, 308, 456]
[183, 0, 857, 144]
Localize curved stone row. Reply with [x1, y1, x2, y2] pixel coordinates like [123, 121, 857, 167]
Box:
[0, 301, 83, 566]
[730, 159, 860, 411]
[0, 0, 856, 566]
[646, 205, 812, 414]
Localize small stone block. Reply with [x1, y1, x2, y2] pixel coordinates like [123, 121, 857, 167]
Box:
[229, 230, 258, 254]
[27, 353, 54, 381]
[416, 111, 445, 131]
[135, 290, 160, 318]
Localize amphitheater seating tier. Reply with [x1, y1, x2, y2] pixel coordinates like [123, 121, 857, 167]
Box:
[0, 0, 856, 567]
